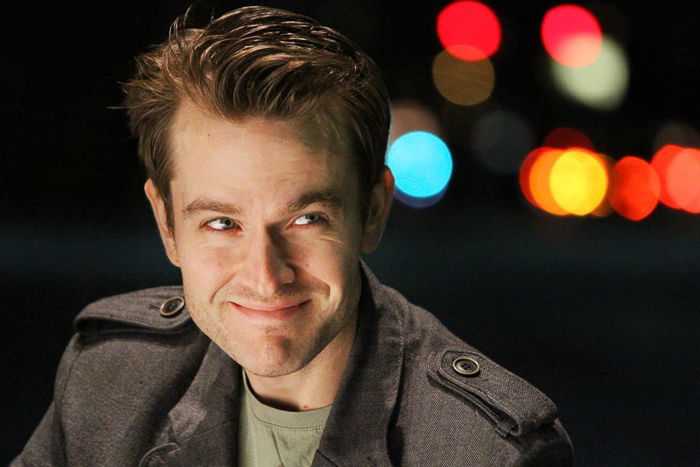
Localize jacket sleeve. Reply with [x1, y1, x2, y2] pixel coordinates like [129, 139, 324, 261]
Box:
[513, 418, 575, 467]
[11, 401, 66, 467]
[10, 335, 81, 467]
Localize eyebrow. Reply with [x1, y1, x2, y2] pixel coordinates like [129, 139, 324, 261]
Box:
[182, 189, 344, 219]
[287, 189, 343, 213]
[183, 199, 241, 218]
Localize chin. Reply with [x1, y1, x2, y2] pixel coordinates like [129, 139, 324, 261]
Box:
[234, 335, 310, 378]
[238, 326, 337, 378]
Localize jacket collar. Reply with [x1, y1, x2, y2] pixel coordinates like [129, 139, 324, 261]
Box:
[162, 261, 404, 466]
[313, 262, 405, 466]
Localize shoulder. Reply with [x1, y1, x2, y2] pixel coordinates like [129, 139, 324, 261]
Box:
[366, 271, 574, 465]
[73, 285, 192, 337]
[40, 287, 211, 464]
[54, 286, 209, 406]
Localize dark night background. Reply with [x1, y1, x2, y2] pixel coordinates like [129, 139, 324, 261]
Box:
[2, 1, 699, 465]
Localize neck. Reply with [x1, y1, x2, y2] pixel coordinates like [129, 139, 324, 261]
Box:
[244, 309, 358, 411]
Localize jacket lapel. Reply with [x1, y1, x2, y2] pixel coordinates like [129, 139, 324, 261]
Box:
[314, 263, 405, 466]
[159, 340, 241, 465]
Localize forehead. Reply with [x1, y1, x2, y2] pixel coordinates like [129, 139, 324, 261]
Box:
[168, 101, 358, 207]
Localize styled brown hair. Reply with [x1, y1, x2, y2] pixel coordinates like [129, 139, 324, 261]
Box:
[122, 5, 390, 230]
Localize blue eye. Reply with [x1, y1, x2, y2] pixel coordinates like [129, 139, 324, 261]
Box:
[294, 213, 323, 226]
[206, 217, 237, 230]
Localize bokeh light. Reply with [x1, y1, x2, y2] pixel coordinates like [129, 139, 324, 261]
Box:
[663, 147, 700, 213]
[386, 131, 453, 207]
[433, 46, 495, 105]
[528, 148, 568, 215]
[521, 146, 612, 217]
[551, 35, 629, 111]
[437, 1, 502, 61]
[549, 149, 609, 216]
[541, 5, 602, 67]
[543, 127, 595, 151]
[389, 99, 442, 146]
[588, 151, 614, 217]
[519, 147, 551, 210]
[470, 110, 535, 175]
[651, 144, 685, 209]
[609, 156, 661, 221]
[653, 121, 700, 151]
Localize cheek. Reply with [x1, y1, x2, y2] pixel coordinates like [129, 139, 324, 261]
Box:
[297, 239, 359, 290]
[178, 242, 240, 289]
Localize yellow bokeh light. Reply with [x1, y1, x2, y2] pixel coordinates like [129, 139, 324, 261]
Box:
[549, 149, 609, 215]
[432, 46, 495, 106]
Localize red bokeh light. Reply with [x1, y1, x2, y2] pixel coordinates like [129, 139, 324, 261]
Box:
[665, 148, 700, 213]
[609, 157, 660, 221]
[543, 127, 595, 151]
[651, 144, 685, 209]
[541, 5, 602, 67]
[437, 1, 502, 61]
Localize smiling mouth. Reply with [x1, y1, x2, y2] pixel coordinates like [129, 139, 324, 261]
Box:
[228, 300, 309, 321]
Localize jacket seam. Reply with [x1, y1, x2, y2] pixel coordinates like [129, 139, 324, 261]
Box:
[54, 335, 84, 466]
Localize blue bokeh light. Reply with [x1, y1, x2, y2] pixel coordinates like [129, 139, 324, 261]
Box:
[386, 131, 453, 202]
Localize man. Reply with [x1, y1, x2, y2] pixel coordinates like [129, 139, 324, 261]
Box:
[14, 6, 573, 466]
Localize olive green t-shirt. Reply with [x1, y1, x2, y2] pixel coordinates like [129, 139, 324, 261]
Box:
[238, 370, 332, 467]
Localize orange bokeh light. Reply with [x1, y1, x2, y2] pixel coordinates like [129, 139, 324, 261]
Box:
[528, 148, 568, 215]
[541, 5, 602, 67]
[519, 147, 548, 208]
[543, 127, 595, 151]
[437, 1, 502, 61]
[609, 156, 661, 221]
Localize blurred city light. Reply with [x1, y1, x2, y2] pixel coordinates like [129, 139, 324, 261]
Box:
[470, 110, 535, 174]
[528, 148, 568, 215]
[653, 121, 700, 151]
[549, 149, 609, 216]
[386, 131, 453, 208]
[521, 146, 614, 217]
[663, 147, 700, 213]
[651, 144, 686, 209]
[543, 127, 595, 151]
[520, 147, 554, 211]
[437, 1, 502, 61]
[608, 156, 661, 221]
[551, 35, 629, 111]
[541, 4, 602, 67]
[389, 99, 442, 146]
[433, 46, 495, 105]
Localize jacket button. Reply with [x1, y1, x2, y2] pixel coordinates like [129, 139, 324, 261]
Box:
[452, 356, 480, 376]
[160, 296, 185, 318]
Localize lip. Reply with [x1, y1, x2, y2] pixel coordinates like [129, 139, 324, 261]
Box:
[228, 300, 309, 321]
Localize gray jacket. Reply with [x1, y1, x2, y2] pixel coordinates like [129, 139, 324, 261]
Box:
[13, 264, 574, 466]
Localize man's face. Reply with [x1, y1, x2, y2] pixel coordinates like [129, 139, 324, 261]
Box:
[146, 102, 391, 378]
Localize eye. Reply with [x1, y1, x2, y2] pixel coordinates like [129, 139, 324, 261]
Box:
[205, 217, 238, 231]
[293, 213, 324, 226]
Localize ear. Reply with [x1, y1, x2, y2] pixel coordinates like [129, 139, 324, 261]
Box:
[361, 166, 395, 253]
[144, 179, 180, 267]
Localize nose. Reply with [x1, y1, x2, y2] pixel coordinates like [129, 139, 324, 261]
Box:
[237, 229, 295, 297]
